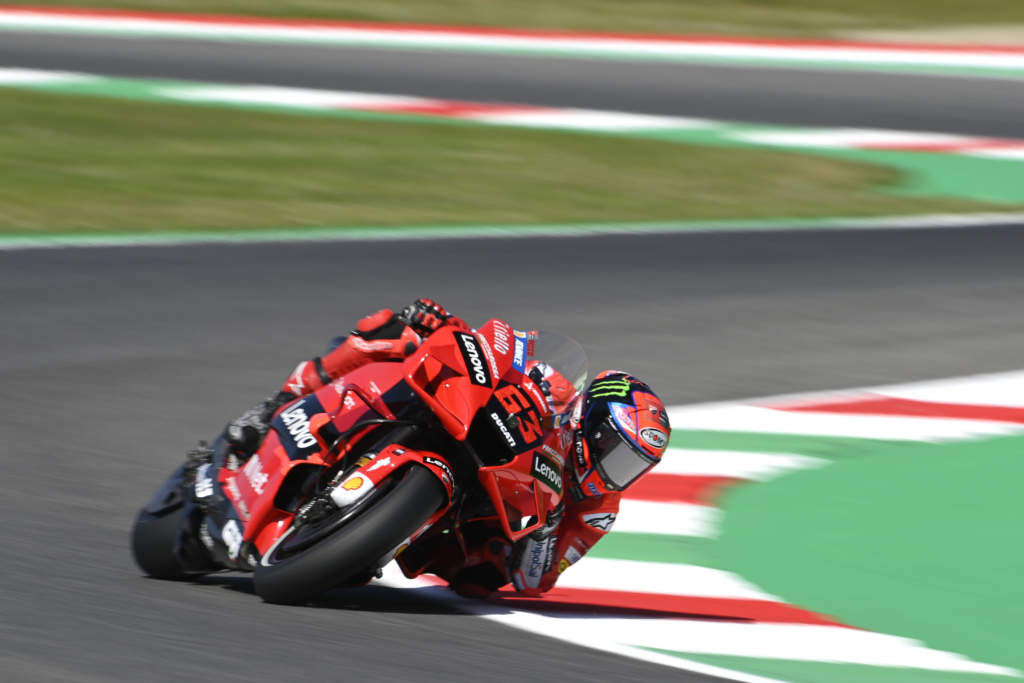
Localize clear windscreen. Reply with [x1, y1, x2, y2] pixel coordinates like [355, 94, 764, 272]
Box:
[528, 330, 588, 392]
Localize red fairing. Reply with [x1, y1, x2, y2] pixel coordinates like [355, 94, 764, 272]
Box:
[238, 362, 412, 555]
[404, 318, 528, 440]
[190, 311, 649, 602]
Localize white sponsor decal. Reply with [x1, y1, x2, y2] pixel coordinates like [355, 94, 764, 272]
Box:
[198, 521, 215, 551]
[193, 463, 214, 498]
[280, 402, 318, 449]
[565, 545, 583, 565]
[285, 361, 308, 396]
[541, 444, 563, 462]
[349, 336, 395, 352]
[527, 537, 552, 579]
[492, 321, 512, 355]
[225, 476, 250, 520]
[581, 512, 616, 532]
[532, 453, 563, 493]
[490, 411, 517, 448]
[476, 334, 500, 376]
[243, 455, 269, 495]
[459, 333, 489, 385]
[640, 427, 668, 449]
[330, 475, 376, 508]
[221, 520, 243, 560]
[513, 337, 526, 370]
[367, 456, 393, 472]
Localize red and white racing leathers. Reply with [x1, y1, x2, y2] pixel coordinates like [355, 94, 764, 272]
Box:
[275, 308, 617, 597]
[506, 488, 620, 595]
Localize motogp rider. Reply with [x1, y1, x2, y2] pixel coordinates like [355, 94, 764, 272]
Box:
[222, 298, 671, 596]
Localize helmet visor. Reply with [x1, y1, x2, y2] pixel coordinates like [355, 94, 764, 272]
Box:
[591, 419, 657, 491]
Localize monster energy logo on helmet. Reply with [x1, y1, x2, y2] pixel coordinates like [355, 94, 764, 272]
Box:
[588, 377, 631, 399]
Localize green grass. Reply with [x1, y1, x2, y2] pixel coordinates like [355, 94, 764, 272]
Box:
[25, 0, 1024, 37]
[0, 89, 1011, 234]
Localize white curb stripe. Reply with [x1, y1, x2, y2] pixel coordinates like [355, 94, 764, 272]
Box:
[615, 499, 720, 537]
[0, 67, 95, 84]
[488, 613, 1018, 675]
[466, 109, 714, 131]
[7, 69, 1024, 164]
[556, 557, 779, 601]
[872, 370, 1024, 408]
[657, 449, 827, 479]
[733, 128, 987, 149]
[377, 566, 794, 683]
[667, 404, 1022, 441]
[159, 85, 428, 109]
[972, 148, 1024, 160]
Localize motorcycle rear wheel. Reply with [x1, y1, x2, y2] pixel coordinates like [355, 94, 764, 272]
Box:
[131, 503, 195, 580]
[253, 464, 445, 604]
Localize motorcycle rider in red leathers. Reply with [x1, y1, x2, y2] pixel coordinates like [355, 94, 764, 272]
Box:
[225, 298, 671, 597]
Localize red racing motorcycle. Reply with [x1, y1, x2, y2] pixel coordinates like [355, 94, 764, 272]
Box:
[131, 319, 586, 604]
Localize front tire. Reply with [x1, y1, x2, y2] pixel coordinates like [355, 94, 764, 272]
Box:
[253, 464, 446, 604]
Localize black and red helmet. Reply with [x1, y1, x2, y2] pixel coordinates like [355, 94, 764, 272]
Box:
[573, 371, 670, 497]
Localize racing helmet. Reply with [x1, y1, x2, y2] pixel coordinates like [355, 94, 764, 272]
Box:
[573, 371, 670, 497]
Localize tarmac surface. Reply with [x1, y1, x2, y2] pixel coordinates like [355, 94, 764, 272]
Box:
[5, 227, 1024, 681]
[2, 31, 1024, 137]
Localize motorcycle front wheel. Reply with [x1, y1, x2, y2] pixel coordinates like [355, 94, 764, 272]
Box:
[253, 464, 446, 604]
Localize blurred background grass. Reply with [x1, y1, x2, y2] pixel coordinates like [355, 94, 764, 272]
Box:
[23, 0, 1024, 37]
[1, 89, 1011, 234]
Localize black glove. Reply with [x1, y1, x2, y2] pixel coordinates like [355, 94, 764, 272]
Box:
[529, 501, 565, 541]
[225, 390, 295, 455]
[400, 298, 453, 337]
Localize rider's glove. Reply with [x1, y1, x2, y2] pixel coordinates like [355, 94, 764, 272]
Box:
[529, 500, 565, 541]
[225, 390, 295, 455]
[400, 298, 458, 338]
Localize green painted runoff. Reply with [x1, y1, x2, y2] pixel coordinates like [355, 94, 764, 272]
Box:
[718, 434, 1024, 676]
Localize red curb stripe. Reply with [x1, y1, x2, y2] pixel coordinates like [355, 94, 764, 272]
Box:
[779, 395, 1024, 423]
[487, 586, 850, 627]
[860, 139, 1024, 153]
[412, 573, 846, 626]
[624, 473, 745, 505]
[5, 6, 1024, 55]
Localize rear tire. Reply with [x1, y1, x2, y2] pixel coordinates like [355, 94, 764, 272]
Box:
[131, 503, 194, 580]
[253, 465, 445, 604]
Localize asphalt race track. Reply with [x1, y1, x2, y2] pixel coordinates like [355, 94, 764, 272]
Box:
[2, 31, 1024, 137]
[7, 228, 1024, 682]
[4, 31, 1024, 683]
